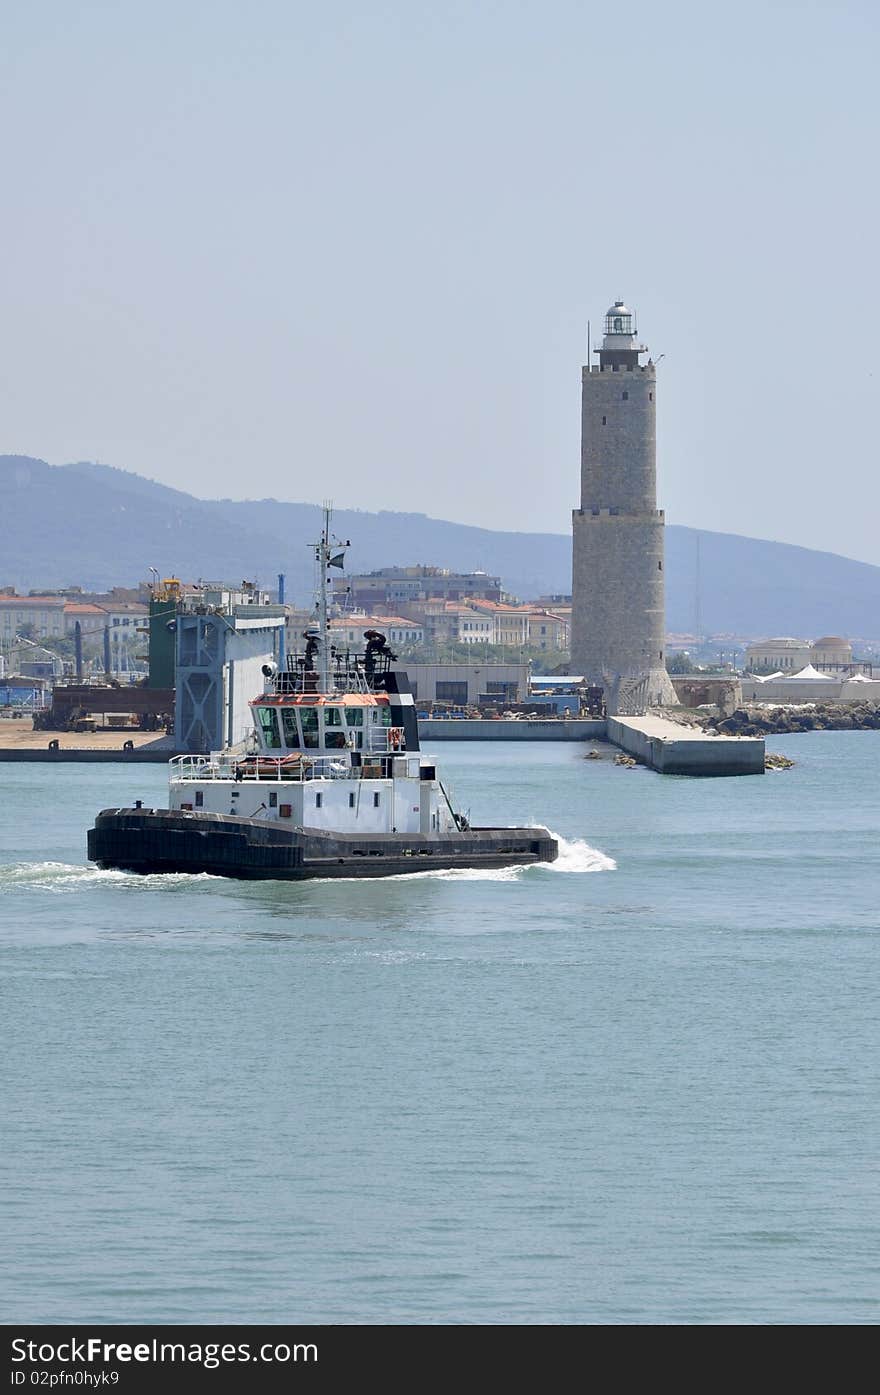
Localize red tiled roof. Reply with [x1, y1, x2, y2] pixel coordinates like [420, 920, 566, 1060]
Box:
[0, 595, 66, 608]
[330, 615, 421, 629]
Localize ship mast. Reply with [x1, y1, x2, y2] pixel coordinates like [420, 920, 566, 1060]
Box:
[311, 501, 349, 693]
[317, 503, 331, 692]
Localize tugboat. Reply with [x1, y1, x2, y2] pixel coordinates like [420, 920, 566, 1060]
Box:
[88, 512, 558, 880]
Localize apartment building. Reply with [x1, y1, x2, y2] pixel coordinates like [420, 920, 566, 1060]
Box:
[329, 614, 424, 649]
[336, 566, 502, 610]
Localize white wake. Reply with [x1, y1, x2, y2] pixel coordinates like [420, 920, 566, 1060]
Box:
[326, 833, 617, 882]
[0, 861, 127, 890]
[544, 834, 617, 874]
[0, 861, 217, 891]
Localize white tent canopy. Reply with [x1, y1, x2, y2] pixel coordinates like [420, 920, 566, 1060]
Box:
[779, 664, 838, 683]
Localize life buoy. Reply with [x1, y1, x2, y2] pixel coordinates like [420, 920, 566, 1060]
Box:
[389, 726, 403, 751]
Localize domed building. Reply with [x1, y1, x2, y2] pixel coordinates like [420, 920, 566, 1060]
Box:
[743, 637, 811, 674]
[810, 636, 852, 671]
[745, 634, 859, 676]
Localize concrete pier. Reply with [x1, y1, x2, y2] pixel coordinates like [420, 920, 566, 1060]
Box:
[419, 719, 606, 742]
[422, 715, 764, 775]
[0, 715, 764, 774]
[0, 747, 177, 763]
[608, 714, 765, 776]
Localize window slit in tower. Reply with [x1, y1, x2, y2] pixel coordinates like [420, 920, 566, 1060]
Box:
[622, 391, 629, 400]
[602, 416, 607, 425]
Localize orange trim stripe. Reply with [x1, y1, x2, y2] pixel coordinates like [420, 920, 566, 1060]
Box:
[250, 694, 389, 708]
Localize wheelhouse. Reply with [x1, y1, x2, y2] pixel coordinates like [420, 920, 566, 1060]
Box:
[251, 694, 396, 755]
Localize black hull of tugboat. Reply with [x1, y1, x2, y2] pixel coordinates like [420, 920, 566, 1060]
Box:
[87, 808, 558, 880]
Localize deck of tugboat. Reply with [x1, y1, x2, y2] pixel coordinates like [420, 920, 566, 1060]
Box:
[170, 750, 416, 783]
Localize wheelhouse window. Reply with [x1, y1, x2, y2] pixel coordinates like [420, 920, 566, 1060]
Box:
[322, 705, 348, 749]
[300, 706, 319, 748]
[344, 705, 364, 750]
[281, 708, 300, 748]
[257, 706, 282, 749]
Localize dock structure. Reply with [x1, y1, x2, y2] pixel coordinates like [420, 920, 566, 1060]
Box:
[608, 714, 765, 776]
[0, 746, 176, 763]
[0, 715, 765, 774]
[417, 718, 606, 743]
[411, 715, 766, 774]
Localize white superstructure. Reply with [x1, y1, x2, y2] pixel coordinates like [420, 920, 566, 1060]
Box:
[168, 509, 461, 839]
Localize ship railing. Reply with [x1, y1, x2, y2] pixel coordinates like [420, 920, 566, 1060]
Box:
[273, 669, 373, 697]
[366, 727, 405, 754]
[169, 753, 367, 783]
[274, 651, 387, 696]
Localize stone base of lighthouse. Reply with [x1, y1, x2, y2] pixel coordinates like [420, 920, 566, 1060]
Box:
[571, 509, 678, 716]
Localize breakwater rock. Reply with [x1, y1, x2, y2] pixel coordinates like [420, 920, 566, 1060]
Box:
[765, 751, 796, 769]
[708, 703, 880, 736]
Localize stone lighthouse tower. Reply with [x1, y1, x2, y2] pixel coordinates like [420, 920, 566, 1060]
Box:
[571, 300, 676, 713]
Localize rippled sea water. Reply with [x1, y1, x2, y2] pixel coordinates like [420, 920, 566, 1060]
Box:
[2, 735, 879, 1324]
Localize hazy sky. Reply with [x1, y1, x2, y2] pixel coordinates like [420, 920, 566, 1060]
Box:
[2, 2, 878, 561]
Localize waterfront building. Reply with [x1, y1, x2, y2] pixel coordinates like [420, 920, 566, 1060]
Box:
[337, 565, 503, 610]
[571, 301, 676, 713]
[450, 604, 494, 646]
[743, 637, 811, 674]
[62, 602, 109, 636]
[394, 599, 491, 649]
[532, 596, 573, 629]
[520, 608, 570, 652]
[398, 662, 528, 707]
[744, 636, 867, 676]
[329, 614, 424, 649]
[808, 636, 856, 673]
[0, 595, 66, 642]
[383, 597, 569, 654]
[458, 599, 531, 648]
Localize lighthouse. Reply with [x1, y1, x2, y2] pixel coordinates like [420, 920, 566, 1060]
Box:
[570, 300, 676, 713]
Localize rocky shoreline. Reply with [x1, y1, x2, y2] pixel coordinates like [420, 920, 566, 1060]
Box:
[707, 702, 880, 736]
